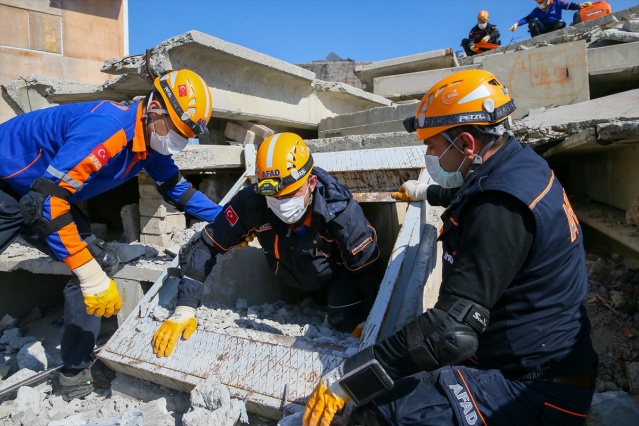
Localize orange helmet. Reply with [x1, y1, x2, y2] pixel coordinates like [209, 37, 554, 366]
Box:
[255, 133, 314, 196]
[403, 69, 516, 141]
[153, 69, 213, 138]
[477, 10, 489, 23]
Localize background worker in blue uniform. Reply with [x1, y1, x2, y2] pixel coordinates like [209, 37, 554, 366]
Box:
[510, 0, 593, 37]
[461, 10, 501, 57]
[303, 69, 598, 426]
[152, 132, 386, 358]
[0, 68, 222, 400]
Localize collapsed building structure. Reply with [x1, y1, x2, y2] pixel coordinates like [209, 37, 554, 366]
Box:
[0, 3, 639, 425]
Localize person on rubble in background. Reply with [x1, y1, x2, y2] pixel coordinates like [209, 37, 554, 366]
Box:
[510, 0, 593, 37]
[461, 10, 501, 57]
[302, 69, 598, 426]
[0, 68, 222, 401]
[152, 132, 386, 358]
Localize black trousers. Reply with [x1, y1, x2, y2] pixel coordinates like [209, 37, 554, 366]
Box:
[528, 18, 567, 37]
[0, 181, 100, 370]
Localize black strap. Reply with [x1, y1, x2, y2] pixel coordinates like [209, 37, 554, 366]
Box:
[404, 318, 438, 369]
[157, 172, 182, 194]
[31, 177, 72, 201]
[177, 186, 197, 210]
[437, 294, 488, 334]
[32, 211, 74, 236]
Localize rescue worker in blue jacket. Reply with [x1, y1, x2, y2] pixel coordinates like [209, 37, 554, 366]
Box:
[152, 132, 385, 358]
[303, 69, 598, 426]
[461, 10, 501, 57]
[0, 68, 221, 400]
[510, 0, 593, 37]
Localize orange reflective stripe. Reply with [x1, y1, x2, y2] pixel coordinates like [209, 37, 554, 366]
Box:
[274, 234, 280, 259]
[2, 149, 42, 179]
[66, 129, 128, 189]
[132, 103, 148, 158]
[455, 369, 487, 426]
[529, 171, 554, 210]
[543, 402, 587, 418]
[49, 195, 89, 269]
[341, 225, 380, 272]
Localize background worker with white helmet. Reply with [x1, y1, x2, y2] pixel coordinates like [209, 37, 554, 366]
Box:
[303, 69, 597, 426]
[460, 10, 501, 57]
[153, 132, 385, 357]
[510, 0, 593, 37]
[0, 68, 221, 401]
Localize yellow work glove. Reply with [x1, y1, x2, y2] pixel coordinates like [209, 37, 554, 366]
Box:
[303, 365, 349, 426]
[391, 180, 428, 202]
[153, 306, 197, 357]
[237, 231, 257, 249]
[581, 1, 593, 7]
[73, 258, 122, 317]
[470, 44, 480, 53]
[510, 22, 518, 32]
[481, 35, 490, 43]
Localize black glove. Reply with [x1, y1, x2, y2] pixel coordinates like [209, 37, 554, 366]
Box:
[86, 238, 120, 278]
[178, 232, 216, 283]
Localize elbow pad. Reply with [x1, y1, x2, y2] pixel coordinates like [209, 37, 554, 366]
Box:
[19, 177, 73, 236]
[403, 295, 489, 371]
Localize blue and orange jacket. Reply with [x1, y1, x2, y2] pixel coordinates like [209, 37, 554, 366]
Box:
[0, 100, 221, 270]
[517, 0, 581, 26]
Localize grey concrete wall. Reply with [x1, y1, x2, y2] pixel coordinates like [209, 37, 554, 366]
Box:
[298, 60, 369, 90]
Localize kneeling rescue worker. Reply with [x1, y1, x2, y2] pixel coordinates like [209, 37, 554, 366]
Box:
[152, 132, 386, 357]
[0, 68, 221, 401]
[303, 69, 598, 426]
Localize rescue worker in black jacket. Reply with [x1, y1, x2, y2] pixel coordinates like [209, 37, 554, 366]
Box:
[152, 132, 385, 357]
[461, 10, 501, 56]
[303, 70, 597, 426]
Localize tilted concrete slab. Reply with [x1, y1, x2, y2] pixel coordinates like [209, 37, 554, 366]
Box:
[513, 88, 639, 149]
[172, 144, 244, 171]
[482, 41, 589, 119]
[103, 30, 392, 130]
[318, 101, 418, 138]
[305, 131, 420, 153]
[355, 49, 459, 93]
[3, 30, 391, 132]
[373, 65, 479, 101]
[587, 41, 639, 99]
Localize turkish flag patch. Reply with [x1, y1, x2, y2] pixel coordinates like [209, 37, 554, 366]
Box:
[89, 143, 110, 169]
[178, 84, 187, 97]
[225, 206, 239, 226]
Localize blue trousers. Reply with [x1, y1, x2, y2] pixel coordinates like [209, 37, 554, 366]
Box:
[1, 184, 99, 370]
[351, 366, 595, 426]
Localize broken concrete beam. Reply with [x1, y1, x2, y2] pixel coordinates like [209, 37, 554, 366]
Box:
[305, 132, 419, 153]
[236, 122, 274, 140]
[103, 31, 391, 130]
[587, 42, 639, 99]
[138, 199, 180, 217]
[318, 101, 418, 138]
[140, 215, 186, 235]
[355, 48, 459, 93]
[513, 88, 639, 149]
[600, 28, 639, 42]
[224, 121, 256, 145]
[172, 145, 244, 171]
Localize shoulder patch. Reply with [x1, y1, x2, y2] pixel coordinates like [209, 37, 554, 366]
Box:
[89, 143, 111, 170]
[225, 206, 239, 226]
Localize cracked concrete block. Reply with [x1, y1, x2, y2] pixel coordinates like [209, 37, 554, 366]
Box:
[17, 341, 47, 372]
[140, 214, 186, 235]
[237, 121, 274, 140]
[10, 386, 41, 426]
[139, 198, 180, 217]
[600, 28, 639, 42]
[120, 204, 141, 243]
[140, 233, 173, 247]
[224, 121, 256, 146]
[138, 184, 163, 200]
[622, 19, 639, 32]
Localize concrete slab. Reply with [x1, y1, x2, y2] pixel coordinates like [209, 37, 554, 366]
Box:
[305, 131, 420, 153]
[355, 49, 459, 93]
[587, 41, 639, 99]
[482, 41, 590, 119]
[172, 144, 244, 171]
[318, 101, 418, 138]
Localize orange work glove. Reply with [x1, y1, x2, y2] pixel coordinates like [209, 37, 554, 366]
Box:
[351, 322, 366, 338]
[481, 35, 490, 43]
[581, 2, 593, 7]
[152, 306, 197, 357]
[303, 365, 349, 426]
[74, 258, 122, 317]
[510, 22, 519, 32]
[391, 180, 428, 202]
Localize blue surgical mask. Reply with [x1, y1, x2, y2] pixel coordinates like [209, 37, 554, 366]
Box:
[424, 134, 466, 188]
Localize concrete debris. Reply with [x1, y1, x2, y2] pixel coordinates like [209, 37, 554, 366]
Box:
[0, 329, 36, 354]
[0, 315, 17, 332]
[16, 341, 48, 372]
[622, 19, 639, 32]
[600, 28, 639, 42]
[182, 375, 248, 426]
[587, 392, 639, 426]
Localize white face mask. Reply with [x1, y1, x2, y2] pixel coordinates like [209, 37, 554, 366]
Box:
[537, 0, 549, 9]
[265, 184, 312, 224]
[150, 129, 189, 156]
[478, 22, 487, 30]
[424, 135, 466, 188]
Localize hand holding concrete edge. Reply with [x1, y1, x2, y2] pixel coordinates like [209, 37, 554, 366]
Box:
[152, 306, 197, 357]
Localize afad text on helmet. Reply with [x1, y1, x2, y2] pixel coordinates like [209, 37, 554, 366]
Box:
[261, 169, 281, 179]
[441, 88, 459, 105]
